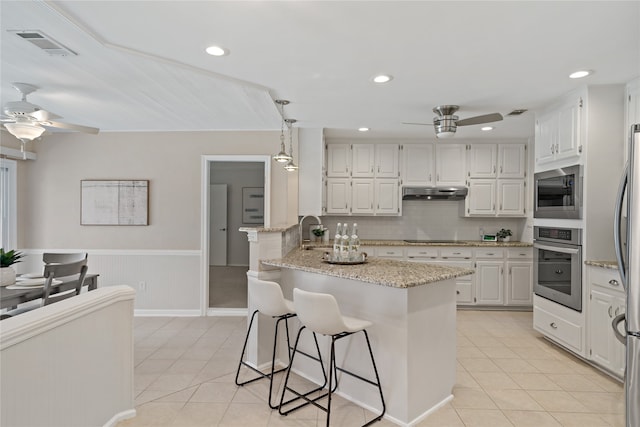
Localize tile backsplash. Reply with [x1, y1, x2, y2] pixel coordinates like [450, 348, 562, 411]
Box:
[308, 201, 529, 242]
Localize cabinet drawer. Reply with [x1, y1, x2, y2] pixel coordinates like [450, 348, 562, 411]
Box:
[375, 247, 404, 258]
[507, 248, 533, 259]
[534, 306, 582, 352]
[456, 282, 473, 304]
[475, 248, 504, 259]
[589, 267, 623, 293]
[406, 247, 439, 259]
[440, 248, 472, 259]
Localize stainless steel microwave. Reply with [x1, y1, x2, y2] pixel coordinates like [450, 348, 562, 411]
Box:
[534, 165, 583, 219]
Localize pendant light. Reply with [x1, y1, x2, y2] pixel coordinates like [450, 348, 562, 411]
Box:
[272, 100, 292, 163]
[283, 118, 298, 172]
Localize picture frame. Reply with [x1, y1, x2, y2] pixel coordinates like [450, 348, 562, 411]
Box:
[81, 180, 149, 225]
[242, 187, 264, 224]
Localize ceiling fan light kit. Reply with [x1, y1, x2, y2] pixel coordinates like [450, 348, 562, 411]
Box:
[1, 82, 100, 142]
[404, 104, 504, 138]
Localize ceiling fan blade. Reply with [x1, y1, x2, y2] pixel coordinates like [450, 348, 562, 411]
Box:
[44, 120, 99, 134]
[402, 122, 433, 126]
[456, 113, 503, 127]
[31, 109, 62, 121]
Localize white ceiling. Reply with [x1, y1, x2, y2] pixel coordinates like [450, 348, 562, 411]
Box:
[1, 1, 639, 142]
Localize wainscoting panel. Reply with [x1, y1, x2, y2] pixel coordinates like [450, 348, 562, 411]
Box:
[17, 250, 202, 314]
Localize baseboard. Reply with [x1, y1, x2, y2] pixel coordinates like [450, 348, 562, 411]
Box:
[134, 309, 201, 317]
[207, 308, 248, 317]
[103, 409, 136, 427]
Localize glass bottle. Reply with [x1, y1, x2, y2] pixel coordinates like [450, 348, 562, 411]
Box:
[340, 223, 350, 261]
[333, 223, 342, 260]
[349, 223, 360, 260]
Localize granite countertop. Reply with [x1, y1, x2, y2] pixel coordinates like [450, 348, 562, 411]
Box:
[261, 248, 474, 289]
[302, 239, 532, 249]
[585, 260, 619, 270]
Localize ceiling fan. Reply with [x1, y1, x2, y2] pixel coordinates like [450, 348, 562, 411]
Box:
[1, 82, 99, 144]
[403, 105, 503, 138]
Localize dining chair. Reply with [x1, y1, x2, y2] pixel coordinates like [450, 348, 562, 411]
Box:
[2, 258, 88, 318]
[43, 252, 88, 264]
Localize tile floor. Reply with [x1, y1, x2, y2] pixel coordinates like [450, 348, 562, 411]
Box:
[209, 266, 248, 309]
[117, 310, 625, 427]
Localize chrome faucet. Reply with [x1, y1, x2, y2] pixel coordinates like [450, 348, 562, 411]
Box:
[299, 215, 322, 247]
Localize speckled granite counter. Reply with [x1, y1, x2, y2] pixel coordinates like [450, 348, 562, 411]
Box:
[261, 248, 474, 288]
[301, 239, 532, 249]
[585, 260, 619, 270]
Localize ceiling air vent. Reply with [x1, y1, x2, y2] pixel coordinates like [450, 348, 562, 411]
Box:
[10, 30, 77, 56]
[506, 109, 528, 116]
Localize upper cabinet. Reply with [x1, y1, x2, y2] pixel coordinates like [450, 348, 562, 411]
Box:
[435, 144, 467, 186]
[375, 144, 401, 178]
[351, 144, 375, 177]
[327, 143, 351, 177]
[534, 91, 584, 171]
[498, 144, 526, 178]
[468, 144, 526, 179]
[468, 144, 497, 178]
[402, 144, 435, 186]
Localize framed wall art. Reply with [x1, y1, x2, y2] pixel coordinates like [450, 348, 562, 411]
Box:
[81, 180, 149, 225]
[242, 187, 264, 224]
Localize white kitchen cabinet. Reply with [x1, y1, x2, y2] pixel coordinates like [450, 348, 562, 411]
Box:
[464, 178, 525, 217]
[402, 144, 435, 186]
[468, 144, 497, 178]
[325, 178, 350, 214]
[476, 260, 504, 305]
[534, 92, 584, 170]
[498, 144, 526, 178]
[588, 266, 626, 378]
[351, 179, 375, 214]
[375, 246, 404, 259]
[497, 179, 526, 216]
[465, 179, 496, 215]
[375, 179, 400, 215]
[435, 144, 467, 186]
[351, 144, 375, 177]
[375, 144, 400, 178]
[506, 261, 533, 305]
[326, 144, 351, 177]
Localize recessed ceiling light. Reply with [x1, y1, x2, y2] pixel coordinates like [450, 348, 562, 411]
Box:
[358, 127, 370, 132]
[569, 70, 592, 79]
[372, 74, 393, 84]
[205, 45, 229, 56]
[481, 126, 494, 131]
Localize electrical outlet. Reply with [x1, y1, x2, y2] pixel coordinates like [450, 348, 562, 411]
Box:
[138, 281, 147, 292]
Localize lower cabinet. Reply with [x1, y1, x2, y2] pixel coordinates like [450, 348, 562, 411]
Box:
[587, 266, 625, 378]
[506, 261, 533, 305]
[476, 261, 504, 305]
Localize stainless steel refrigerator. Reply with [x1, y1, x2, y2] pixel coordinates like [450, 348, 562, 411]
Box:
[614, 123, 640, 427]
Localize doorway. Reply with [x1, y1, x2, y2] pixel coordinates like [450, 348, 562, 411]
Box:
[202, 156, 270, 315]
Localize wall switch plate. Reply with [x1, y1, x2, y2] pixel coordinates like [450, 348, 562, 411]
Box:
[138, 281, 147, 291]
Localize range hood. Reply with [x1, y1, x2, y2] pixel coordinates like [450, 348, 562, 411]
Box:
[402, 186, 468, 201]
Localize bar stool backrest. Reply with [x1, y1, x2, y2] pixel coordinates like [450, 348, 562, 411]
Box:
[293, 288, 347, 336]
[248, 278, 293, 317]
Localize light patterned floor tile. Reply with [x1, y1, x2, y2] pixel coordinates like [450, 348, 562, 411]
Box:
[549, 412, 614, 426]
[416, 407, 465, 426]
[456, 408, 514, 427]
[508, 373, 563, 391]
[527, 390, 590, 413]
[169, 402, 228, 426]
[450, 388, 498, 409]
[503, 410, 562, 426]
[471, 372, 521, 390]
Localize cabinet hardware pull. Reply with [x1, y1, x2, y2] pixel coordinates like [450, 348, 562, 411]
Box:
[453, 252, 461, 255]
[615, 307, 620, 316]
[429, 174, 432, 181]
[555, 269, 564, 275]
[609, 279, 619, 286]
[550, 322, 557, 329]
[487, 253, 494, 255]
[456, 290, 460, 295]
[500, 166, 503, 174]
[609, 306, 613, 318]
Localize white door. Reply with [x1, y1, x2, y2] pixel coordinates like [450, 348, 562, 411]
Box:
[210, 184, 228, 266]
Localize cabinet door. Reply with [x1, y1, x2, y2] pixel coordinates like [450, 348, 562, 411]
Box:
[498, 144, 526, 178]
[476, 261, 504, 305]
[506, 261, 532, 305]
[556, 98, 582, 161]
[465, 179, 496, 216]
[326, 178, 350, 214]
[468, 144, 497, 178]
[436, 144, 467, 186]
[376, 144, 400, 178]
[497, 179, 525, 216]
[589, 289, 617, 371]
[351, 179, 375, 214]
[535, 113, 556, 166]
[375, 179, 399, 215]
[327, 144, 351, 177]
[351, 144, 375, 178]
[403, 144, 435, 186]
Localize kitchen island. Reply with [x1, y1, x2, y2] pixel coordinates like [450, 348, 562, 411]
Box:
[261, 249, 473, 426]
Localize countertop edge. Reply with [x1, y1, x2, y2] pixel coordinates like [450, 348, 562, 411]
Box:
[585, 260, 619, 270]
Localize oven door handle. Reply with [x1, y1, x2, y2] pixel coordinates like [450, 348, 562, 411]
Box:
[533, 242, 580, 255]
